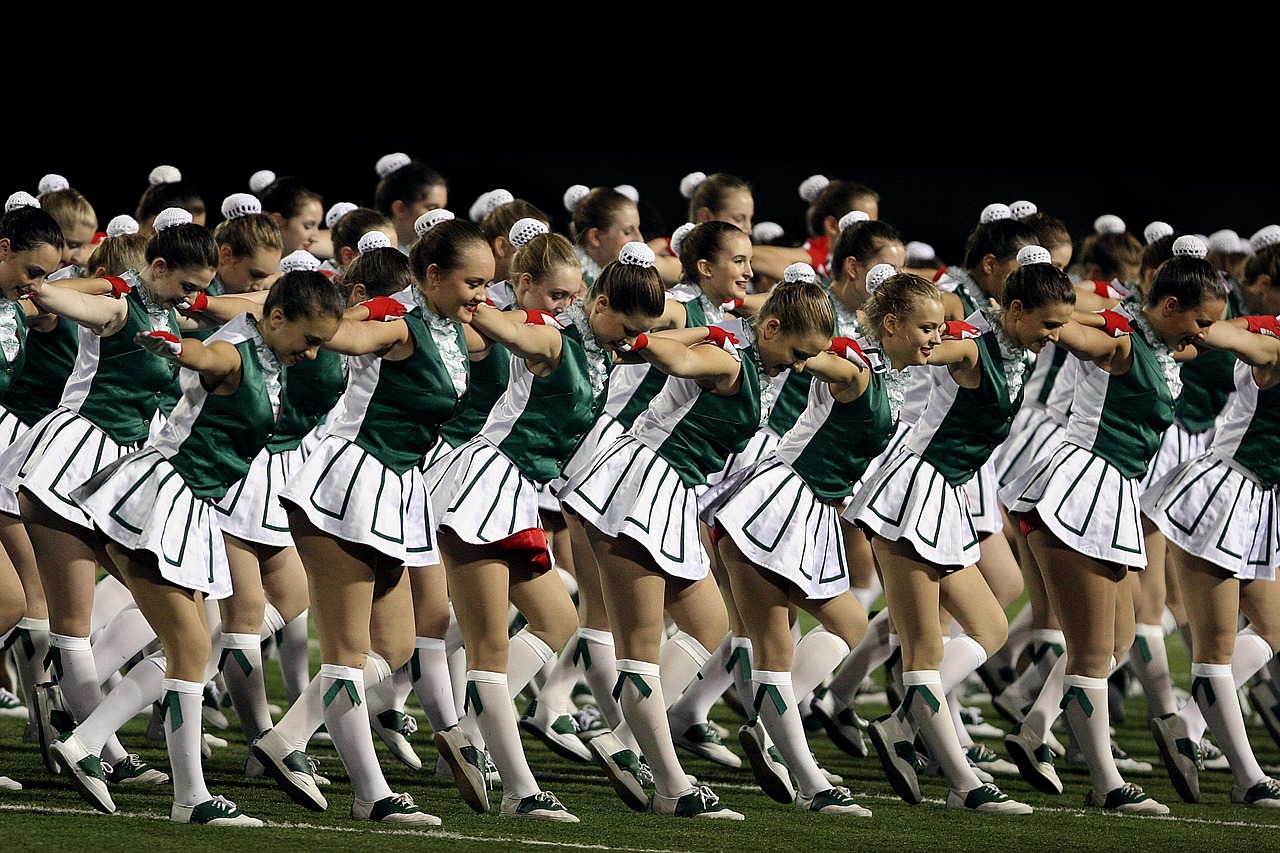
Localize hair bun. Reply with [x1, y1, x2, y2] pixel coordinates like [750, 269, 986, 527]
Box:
[153, 207, 193, 231]
[414, 209, 455, 237]
[1093, 214, 1126, 235]
[221, 192, 262, 220]
[865, 263, 897, 294]
[357, 231, 391, 253]
[1207, 229, 1242, 255]
[904, 241, 935, 266]
[469, 189, 514, 223]
[4, 191, 40, 212]
[563, 184, 589, 213]
[1016, 245, 1052, 266]
[680, 172, 707, 199]
[375, 152, 411, 179]
[325, 202, 358, 229]
[614, 184, 639, 203]
[617, 242, 655, 267]
[752, 221, 784, 244]
[980, 203, 1012, 224]
[508, 217, 549, 248]
[1143, 221, 1174, 245]
[1172, 235, 1207, 259]
[1250, 225, 1280, 253]
[783, 262, 817, 284]
[279, 249, 320, 273]
[38, 174, 70, 194]
[1009, 200, 1037, 220]
[106, 214, 140, 237]
[799, 175, 829, 203]
[838, 210, 870, 231]
[248, 170, 276, 194]
[148, 165, 182, 186]
[670, 222, 696, 257]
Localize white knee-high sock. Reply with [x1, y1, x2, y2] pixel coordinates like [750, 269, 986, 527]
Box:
[48, 633, 99, 726]
[668, 633, 733, 729]
[163, 678, 211, 806]
[616, 659, 687, 798]
[507, 629, 555, 700]
[577, 628, 637, 752]
[985, 600, 1033, 680]
[535, 629, 585, 720]
[10, 617, 51, 727]
[273, 670, 327, 751]
[467, 670, 537, 798]
[754, 669, 827, 796]
[1129, 623, 1178, 718]
[77, 653, 166, 757]
[276, 610, 312, 704]
[659, 631, 711, 708]
[322, 663, 391, 803]
[91, 604, 155, 686]
[219, 632, 272, 740]
[1192, 661, 1265, 788]
[1004, 628, 1065, 712]
[409, 637, 457, 732]
[1062, 673, 1123, 793]
[903, 669, 981, 791]
[1183, 627, 1275, 743]
[826, 608, 891, 707]
[792, 628, 851, 700]
[1022, 652, 1069, 743]
[727, 636, 755, 712]
[88, 574, 134, 639]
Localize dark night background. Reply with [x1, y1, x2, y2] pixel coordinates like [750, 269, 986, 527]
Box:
[6, 97, 1275, 267]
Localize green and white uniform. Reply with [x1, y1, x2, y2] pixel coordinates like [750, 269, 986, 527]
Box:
[279, 286, 469, 567]
[1142, 353, 1280, 579]
[701, 338, 894, 598]
[426, 308, 595, 563]
[216, 346, 346, 547]
[846, 311, 1023, 570]
[71, 314, 282, 599]
[0, 274, 179, 528]
[561, 317, 761, 580]
[0, 297, 40, 515]
[1001, 304, 1177, 567]
[993, 342, 1075, 489]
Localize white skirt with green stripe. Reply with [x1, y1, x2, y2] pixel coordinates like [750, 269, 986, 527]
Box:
[963, 459, 1003, 535]
[1141, 449, 1278, 580]
[701, 456, 849, 599]
[706, 428, 779, 487]
[843, 448, 980, 572]
[0, 407, 28, 516]
[993, 406, 1067, 491]
[0, 407, 142, 529]
[559, 434, 709, 581]
[278, 434, 437, 568]
[214, 445, 301, 548]
[1140, 419, 1210, 492]
[550, 412, 626, 499]
[425, 436, 546, 549]
[71, 447, 232, 599]
[1000, 441, 1147, 568]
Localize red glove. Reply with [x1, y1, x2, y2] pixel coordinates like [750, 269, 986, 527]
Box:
[360, 295, 406, 322]
[1095, 308, 1133, 337]
[704, 325, 741, 350]
[136, 330, 183, 358]
[1091, 279, 1126, 300]
[523, 309, 565, 328]
[942, 320, 980, 340]
[720, 297, 746, 313]
[1243, 315, 1280, 337]
[103, 274, 132, 299]
[179, 291, 209, 311]
[828, 336, 866, 365]
[615, 333, 648, 352]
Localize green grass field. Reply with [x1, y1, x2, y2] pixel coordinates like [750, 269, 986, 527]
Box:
[4, 620, 1280, 853]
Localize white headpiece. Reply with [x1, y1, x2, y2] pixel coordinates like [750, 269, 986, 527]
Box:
[1144, 221, 1174, 245]
[783, 262, 817, 284]
[865, 263, 897, 293]
[904, 241, 935, 265]
[618, 242, 655, 267]
[149, 165, 182, 185]
[752, 221, 784, 244]
[153, 207, 193, 231]
[1207, 229, 1242, 255]
[1172, 235, 1207, 258]
[1093, 214, 1126, 235]
[248, 170, 276, 194]
[1017, 245, 1052, 266]
[838, 210, 870, 231]
[563, 184, 589, 213]
[1009, 200, 1038, 220]
[508, 217, 549, 248]
[325, 202, 358, 229]
[279, 250, 320, 272]
[1250, 225, 1280, 253]
[799, 175, 829, 203]
[414, 209, 455, 237]
[670, 222, 696, 257]
[980, 203, 1013, 224]
[221, 193, 262, 220]
[357, 231, 392, 253]
[469, 189, 514, 223]
[38, 174, 70, 194]
[4, 191, 40, 212]
[614, 184, 639, 203]
[680, 172, 707, 199]
[375, 152, 411, 179]
[106, 214, 140, 237]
